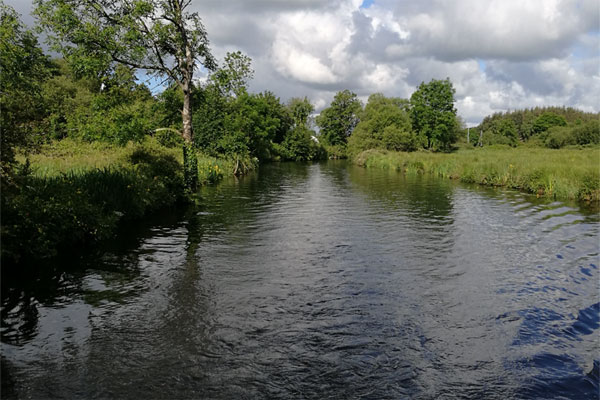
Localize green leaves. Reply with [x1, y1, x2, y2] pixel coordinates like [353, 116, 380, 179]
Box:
[347, 93, 416, 157]
[410, 78, 457, 150]
[0, 4, 52, 168]
[316, 89, 362, 147]
[288, 97, 314, 127]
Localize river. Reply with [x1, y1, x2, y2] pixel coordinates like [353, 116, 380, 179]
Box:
[2, 161, 599, 399]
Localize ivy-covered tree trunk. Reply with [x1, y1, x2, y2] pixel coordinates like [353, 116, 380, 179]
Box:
[182, 87, 198, 190]
[182, 142, 198, 191]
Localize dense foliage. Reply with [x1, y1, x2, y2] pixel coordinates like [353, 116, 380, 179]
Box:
[410, 78, 458, 150]
[0, 4, 51, 173]
[1, 139, 186, 264]
[347, 94, 419, 158]
[316, 90, 362, 149]
[472, 107, 599, 148]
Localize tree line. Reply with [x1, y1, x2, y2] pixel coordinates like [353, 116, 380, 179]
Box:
[470, 107, 599, 148]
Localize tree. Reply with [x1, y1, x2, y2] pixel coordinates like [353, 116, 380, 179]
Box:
[288, 97, 314, 127]
[347, 93, 417, 158]
[410, 78, 457, 150]
[35, 0, 217, 187]
[316, 89, 362, 147]
[1, 4, 51, 175]
[532, 112, 567, 135]
[209, 51, 254, 98]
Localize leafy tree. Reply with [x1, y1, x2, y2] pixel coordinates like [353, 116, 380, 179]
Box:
[154, 83, 184, 131]
[484, 118, 519, 146]
[347, 94, 417, 157]
[192, 84, 228, 155]
[278, 125, 324, 161]
[36, 0, 217, 188]
[288, 97, 314, 127]
[193, 53, 287, 161]
[532, 112, 567, 135]
[209, 51, 254, 98]
[410, 78, 457, 150]
[0, 3, 51, 174]
[36, 59, 159, 144]
[316, 89, 362, 146]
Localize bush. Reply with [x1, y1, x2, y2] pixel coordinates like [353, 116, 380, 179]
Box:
[544, 126, 576, 149]
[1, 141, 185, 266]
[572, 120, 600, 145]
[323, 143, 347, 159]
[278, 125, 326, 161]
[382, 126, 421, 152]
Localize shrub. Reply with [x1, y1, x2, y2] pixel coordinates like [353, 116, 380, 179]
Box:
[572, 120, 600, 145]
[1, 141, 185, 266]
[544, 126, 576, 149]
[279, 125, 326, 161]
[382, 126, 420, 152]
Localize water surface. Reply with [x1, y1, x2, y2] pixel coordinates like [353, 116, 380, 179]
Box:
[2, 161, 599, 399]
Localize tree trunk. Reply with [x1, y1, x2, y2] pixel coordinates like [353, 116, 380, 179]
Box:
[181, 85, 198, 190]
[182, 86, 193, 144]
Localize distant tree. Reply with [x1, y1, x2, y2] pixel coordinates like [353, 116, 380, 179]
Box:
[288, 97, 314, 127]
[410, 78, 457, 150]
[572, 120, 600, 145]
[35, 0, 217, 188]
[0, 4, 51, 176]
[532, 112, 567, 135]
[316, 90, 362, 146]
[347, 93, 417, 157]
[210, 51, 254, 98]
[494, 118, 518, 146]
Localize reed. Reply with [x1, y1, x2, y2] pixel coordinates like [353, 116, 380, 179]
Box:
[354, 146, 600, 201]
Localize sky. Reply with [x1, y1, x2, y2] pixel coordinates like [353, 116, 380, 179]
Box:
[7, 0, 600, 126]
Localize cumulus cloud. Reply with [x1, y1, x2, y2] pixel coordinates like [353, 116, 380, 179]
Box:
[7, 0, 599, 125]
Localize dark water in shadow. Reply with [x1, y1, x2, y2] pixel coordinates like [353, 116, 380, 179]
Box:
[2, 161, 599, 399]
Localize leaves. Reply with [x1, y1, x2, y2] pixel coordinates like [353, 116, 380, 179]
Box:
[316, 89, 362, 146]
[410, 78, 457, 150]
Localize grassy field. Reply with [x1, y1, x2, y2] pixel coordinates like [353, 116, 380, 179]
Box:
[354, 145, 600, 201]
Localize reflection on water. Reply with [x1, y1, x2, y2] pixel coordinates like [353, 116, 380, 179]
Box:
[2, 161, 599, 399]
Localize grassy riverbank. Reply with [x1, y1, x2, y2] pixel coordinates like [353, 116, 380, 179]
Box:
[2, 138, 237, 265]
[354, 146, 600, 201]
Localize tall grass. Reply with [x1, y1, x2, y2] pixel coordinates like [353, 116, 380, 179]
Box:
[354, 146, 600, 201]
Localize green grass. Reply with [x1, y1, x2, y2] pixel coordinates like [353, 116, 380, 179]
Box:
[354, 146, 600, 201]
[17, 137, 237, 184]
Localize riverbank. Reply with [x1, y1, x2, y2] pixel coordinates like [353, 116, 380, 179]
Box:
[354, 146, 600, 201]
[1, 138, 237, 266]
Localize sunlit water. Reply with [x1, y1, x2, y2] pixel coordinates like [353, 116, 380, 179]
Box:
[2, 161, 599, 399]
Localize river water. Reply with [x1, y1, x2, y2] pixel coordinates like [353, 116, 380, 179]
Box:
[2, 161, 599, 399]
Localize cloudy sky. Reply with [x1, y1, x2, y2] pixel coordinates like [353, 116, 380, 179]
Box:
[8, 0, 600, 125]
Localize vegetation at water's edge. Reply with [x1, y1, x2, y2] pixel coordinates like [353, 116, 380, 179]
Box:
[1, 138, 238, 266]
[354, 147, 600, 201]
